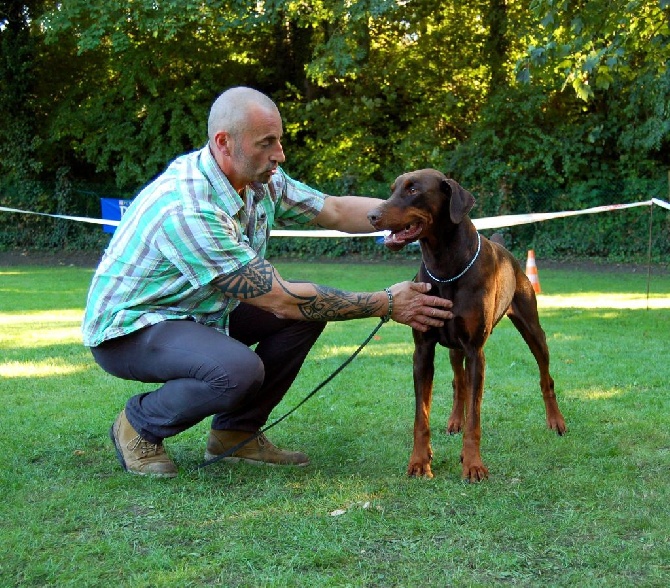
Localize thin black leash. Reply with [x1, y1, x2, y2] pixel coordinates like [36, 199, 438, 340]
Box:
[196, 316, 388, 470]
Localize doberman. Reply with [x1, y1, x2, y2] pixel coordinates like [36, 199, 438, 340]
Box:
[367, 169, 566, 482]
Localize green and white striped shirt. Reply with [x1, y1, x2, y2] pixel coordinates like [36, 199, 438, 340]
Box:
[82, 145, 325, 347]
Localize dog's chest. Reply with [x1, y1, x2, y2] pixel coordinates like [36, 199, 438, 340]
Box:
[431, 284, 491, 349]
[435, 324, 462, 349]
[421, 286, 464, 349]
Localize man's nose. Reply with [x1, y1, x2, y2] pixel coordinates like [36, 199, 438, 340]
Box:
[272, 141, 286, 163]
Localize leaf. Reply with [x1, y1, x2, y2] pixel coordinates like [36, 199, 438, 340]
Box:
[572, 77, 594, 101]
[583, 53, 600, 74]
[541, 12, 555, 28]
[516, 64, 531, 84]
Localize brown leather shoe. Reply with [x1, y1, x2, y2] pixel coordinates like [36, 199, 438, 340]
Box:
[110, 409, 178, 478]
[205, 430, 310, 466]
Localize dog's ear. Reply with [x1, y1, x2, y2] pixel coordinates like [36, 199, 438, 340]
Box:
[444, 179, 475, 223]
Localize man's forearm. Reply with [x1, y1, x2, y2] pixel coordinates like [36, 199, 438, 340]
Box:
[277, 281, 385, 321]
[314, 195, 383, 234]
[212, 258, 387, 321]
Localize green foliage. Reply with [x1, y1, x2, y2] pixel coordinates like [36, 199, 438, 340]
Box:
[0, 0, 43, 181]
[520, 0, 670, 100]
[1, 0, 669, 260]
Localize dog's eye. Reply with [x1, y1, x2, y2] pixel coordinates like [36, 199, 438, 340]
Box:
[407, 186, 419, 195]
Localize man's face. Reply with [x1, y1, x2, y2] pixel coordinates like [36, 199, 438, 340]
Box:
[228, 105, 286, 188]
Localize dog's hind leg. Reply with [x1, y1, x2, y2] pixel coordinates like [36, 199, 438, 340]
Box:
[508, 280, 566, 435]
[447, 348, 467, 434]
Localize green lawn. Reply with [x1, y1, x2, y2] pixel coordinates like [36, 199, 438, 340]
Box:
[1, 261, 669, 587]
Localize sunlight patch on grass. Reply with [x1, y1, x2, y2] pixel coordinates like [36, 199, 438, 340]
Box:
[1, 326, 82, 347]
[0, 311, 82, 348]
[538, 293, 670, 309]
[0, 310, 83, 324]
[0, 360, 87, 378]
[314, 342, 411, 360]
[568, 386, 624, 400]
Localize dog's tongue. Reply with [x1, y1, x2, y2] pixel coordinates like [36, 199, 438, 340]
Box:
[383, 224, 421, 251]
[383, 233, 409, 251]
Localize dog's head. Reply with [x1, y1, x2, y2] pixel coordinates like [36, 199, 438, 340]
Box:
[367, 169, 475, 251]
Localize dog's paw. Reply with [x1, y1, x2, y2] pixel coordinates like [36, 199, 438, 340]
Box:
[547, 415, 567, 436]
[446, 418, 463, 434]
[460, 450, 489, 482]
[407, 462, 434, 479]
[461, 461, 489, 483]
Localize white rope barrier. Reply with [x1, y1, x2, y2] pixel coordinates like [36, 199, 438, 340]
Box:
[1, 198, 668, 235]
[471, 200, 658, 230]
[0, 206, 116, 226]
[651, 198, 670, 211]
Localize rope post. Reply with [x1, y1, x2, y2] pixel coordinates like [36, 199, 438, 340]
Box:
[645, 203, 654, 311]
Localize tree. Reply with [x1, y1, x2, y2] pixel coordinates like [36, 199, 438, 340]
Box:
[0, 0, 44, 180]
[518, 0, 670, 101]
[1, 0, 667, 258]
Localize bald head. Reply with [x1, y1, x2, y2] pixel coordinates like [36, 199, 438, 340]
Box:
[207, 87, 286, 191]
[208, 87, 280, 145]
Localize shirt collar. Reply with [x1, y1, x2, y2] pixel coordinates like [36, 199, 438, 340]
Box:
[198, 144, 244, 215]
[198, 144, 270, 212]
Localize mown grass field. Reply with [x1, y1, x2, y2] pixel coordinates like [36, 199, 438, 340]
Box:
[1, 260, 669, 587]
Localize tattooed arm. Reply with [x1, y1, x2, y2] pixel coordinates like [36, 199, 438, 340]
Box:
[212, 257, 454, 331]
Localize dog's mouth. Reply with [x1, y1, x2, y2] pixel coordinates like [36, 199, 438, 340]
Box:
[383, 222, 424, 251]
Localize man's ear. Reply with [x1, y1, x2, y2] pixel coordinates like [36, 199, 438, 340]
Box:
[213, 131, 233, 157]
[444, 179, 475, 224]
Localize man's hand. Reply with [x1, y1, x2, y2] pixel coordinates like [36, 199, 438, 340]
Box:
[389, 281, 453, 332]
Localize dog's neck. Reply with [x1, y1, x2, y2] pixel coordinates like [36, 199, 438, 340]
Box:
[419, 219, 480, 283]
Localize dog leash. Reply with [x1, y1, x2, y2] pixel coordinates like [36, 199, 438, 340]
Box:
[197, 316, 389, 470]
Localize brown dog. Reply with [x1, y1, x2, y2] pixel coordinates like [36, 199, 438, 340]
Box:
[367, 169, 566, 482]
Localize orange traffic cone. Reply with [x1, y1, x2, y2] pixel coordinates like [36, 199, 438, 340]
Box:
[525, 249, 541, 294]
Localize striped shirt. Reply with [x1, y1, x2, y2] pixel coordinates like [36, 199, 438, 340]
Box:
[82, 145, 325, 347]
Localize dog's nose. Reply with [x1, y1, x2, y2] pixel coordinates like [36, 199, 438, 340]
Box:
[367, 210, 380, 224]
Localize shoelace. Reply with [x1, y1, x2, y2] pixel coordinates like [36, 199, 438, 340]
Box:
[127, 435, 161, 457]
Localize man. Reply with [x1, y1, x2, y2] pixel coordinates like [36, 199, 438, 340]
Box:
[82, 87, 453, 478]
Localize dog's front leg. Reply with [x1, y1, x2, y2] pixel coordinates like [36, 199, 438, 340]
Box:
[408, 339, 436, 478]
[461, 347, 489, 482]
[447, 348, 467, 433]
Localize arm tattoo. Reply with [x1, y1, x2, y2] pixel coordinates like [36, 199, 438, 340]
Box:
[213, 257, 384, 321]
[212, 258, 274, 299]
[278, 281, 384, 321]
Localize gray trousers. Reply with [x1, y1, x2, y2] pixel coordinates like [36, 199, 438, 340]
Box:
[90, 303, 326, 443]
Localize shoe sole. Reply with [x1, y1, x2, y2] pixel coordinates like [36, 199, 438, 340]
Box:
[110, 424, 178, 478]
[109, 423, 130, 472]
[203, 451, 309, 467]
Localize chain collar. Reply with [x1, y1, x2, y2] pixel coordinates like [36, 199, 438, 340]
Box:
[421, 232, 481, 283]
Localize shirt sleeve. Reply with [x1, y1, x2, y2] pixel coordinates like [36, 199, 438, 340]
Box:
[270, 170, 326, 228]
[156, 203, 256, 287]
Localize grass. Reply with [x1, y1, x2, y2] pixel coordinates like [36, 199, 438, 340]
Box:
[1, 260, 669, 587]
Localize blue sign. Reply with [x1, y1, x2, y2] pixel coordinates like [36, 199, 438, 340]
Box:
[100, 198, 133, 233]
